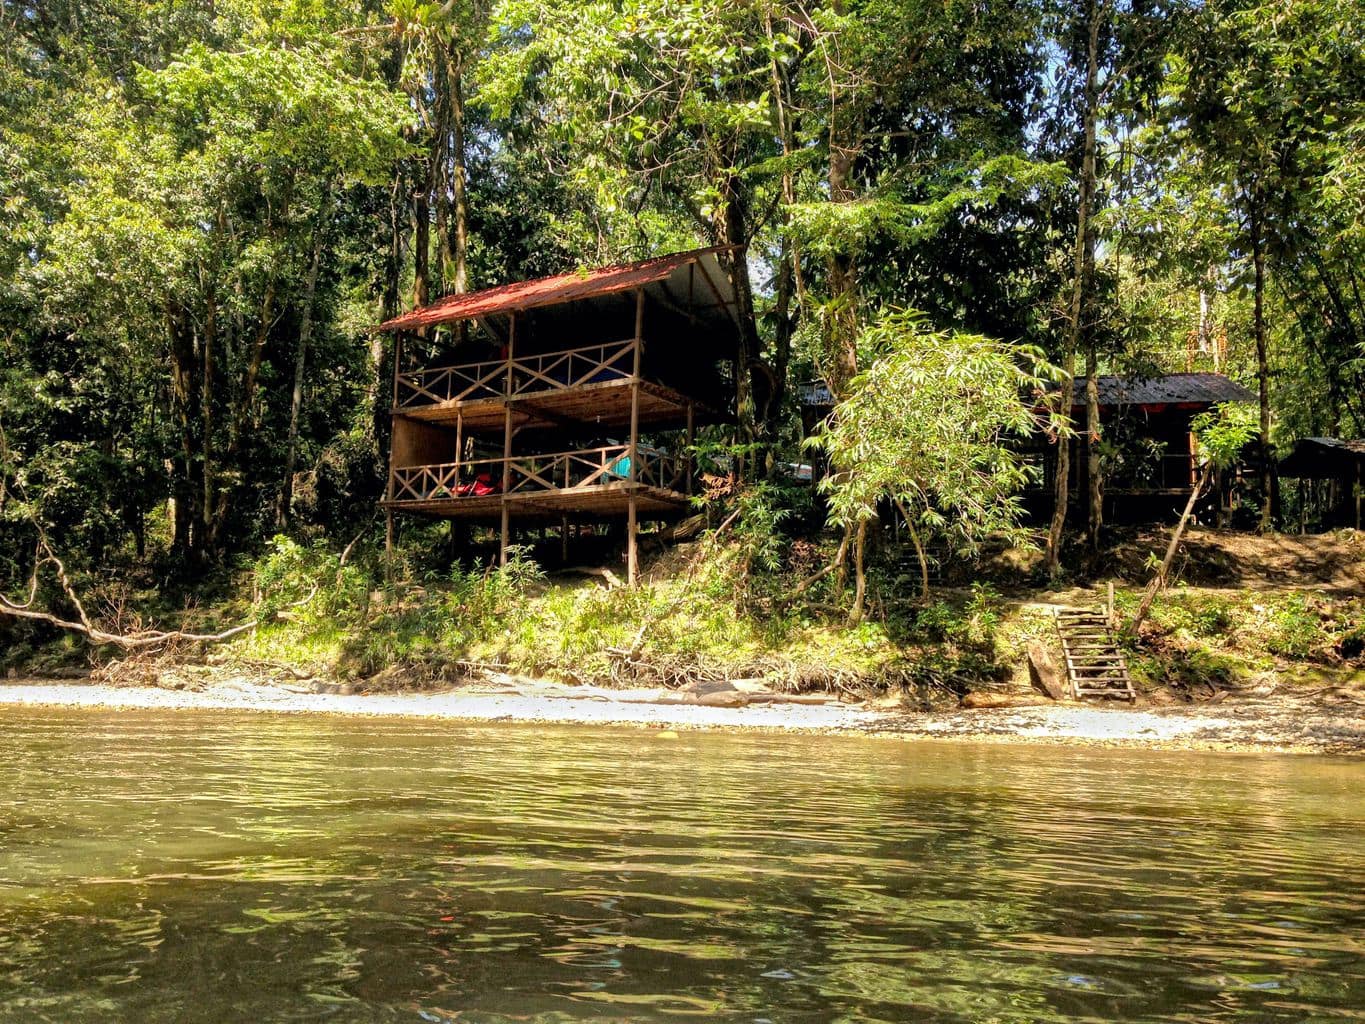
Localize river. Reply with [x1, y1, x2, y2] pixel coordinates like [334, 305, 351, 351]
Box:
[1, 707, 1361, 1022]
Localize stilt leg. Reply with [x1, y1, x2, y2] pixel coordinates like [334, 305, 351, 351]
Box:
[500, 501, 510, 567]
[627, 494, 638, 586]
[384, 510, 394, 583]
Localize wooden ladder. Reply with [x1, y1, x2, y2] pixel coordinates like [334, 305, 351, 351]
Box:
[1054, 608, 1136, 702]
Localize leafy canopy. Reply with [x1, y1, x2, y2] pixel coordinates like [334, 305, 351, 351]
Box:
[811, 311, 1061, 553]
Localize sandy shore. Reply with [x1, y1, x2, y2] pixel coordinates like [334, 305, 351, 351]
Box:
[2, 677, 1361, 753]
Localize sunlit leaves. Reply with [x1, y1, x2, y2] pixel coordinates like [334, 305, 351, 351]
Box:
[810, 311, 1061, 554]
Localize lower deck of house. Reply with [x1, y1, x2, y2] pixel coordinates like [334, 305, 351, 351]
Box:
[381, 443, 694, 523]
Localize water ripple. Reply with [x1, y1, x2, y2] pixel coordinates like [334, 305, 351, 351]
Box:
[0, 708, 1362, 1023]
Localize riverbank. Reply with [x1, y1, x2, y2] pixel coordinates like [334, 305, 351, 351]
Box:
[3, 677, 1361, 754]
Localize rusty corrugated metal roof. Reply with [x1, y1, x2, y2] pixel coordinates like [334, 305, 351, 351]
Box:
[377, 245, 740, 332]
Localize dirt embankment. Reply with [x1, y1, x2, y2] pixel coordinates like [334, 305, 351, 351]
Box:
[1105, 527, 1365, 596]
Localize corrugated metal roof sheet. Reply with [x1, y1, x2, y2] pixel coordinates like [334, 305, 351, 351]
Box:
[377, 245, 740, 332]
[799, 372, 1254, 410]
[1084, 372, 1255, 407]
[1279, 436, 1365, 477]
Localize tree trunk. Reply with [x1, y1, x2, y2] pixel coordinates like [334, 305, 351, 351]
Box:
[1047, 0, 1102, 574]
[763, 22, 800, 441]
[825, 147, 859, 399]
[167, 305, 201, 562]
[850, 518, 867, 623]
[717, 180, 762, 472]
[1128, 461, 1213, 633]
[895, 499, 930, 602]
[447, 47, 470, 296]
[413, 185, 430, 310]
[201, 283, 217, 553]
[1250, 194, 1277, 532]
[1085, 349, 1102, 551]
[278, 214, 327, 528]
[1046, 367, 1076, 577]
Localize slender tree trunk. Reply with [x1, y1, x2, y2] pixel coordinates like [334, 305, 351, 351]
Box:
[413, 185, 430, 310]
[1047, 0, 1102, 574]
[850, 518, 867, 623]
[167, 305, 200, 562]
[826, 148, 859, 399]
[1128, 462, 1213, 633]
[1081, 0, 1103, 554]
[201, 283, 216, 550]
[717, 180, 762, 470]
[208, 186, 289, 552]
[278, 214, 327, 528]
[1250, 195, 1277, 531]
[1046, 367, 1076, 576]
[447, 48, 470, 296]
[1085, 351, 1102, 550]
[763, 20, 800, 439]
[895, 499, 930, 602]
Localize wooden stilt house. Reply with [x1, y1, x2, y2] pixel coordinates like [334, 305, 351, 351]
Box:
[375, 247, 743, 583]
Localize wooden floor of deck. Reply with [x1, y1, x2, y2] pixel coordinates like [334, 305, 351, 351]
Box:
[394, 378, 720, 434]
[382, 481, 691, 522]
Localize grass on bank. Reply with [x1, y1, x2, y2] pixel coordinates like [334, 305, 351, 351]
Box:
[211, 529, 1365, 702]
[4, 523, 1362, 704]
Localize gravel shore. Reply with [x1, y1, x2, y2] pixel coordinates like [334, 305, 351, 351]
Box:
[1, 678, 1360, 753]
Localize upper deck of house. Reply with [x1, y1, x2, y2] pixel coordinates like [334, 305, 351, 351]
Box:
[378, 246, 741, 438]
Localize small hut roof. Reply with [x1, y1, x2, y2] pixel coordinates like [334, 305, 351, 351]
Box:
[377, 245, 740, 333]
[799, 371, 1254, 412]
[1083, 372, 1255, 408]
[1278, 437, 1365, 478]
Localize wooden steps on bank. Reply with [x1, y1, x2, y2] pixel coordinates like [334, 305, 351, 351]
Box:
[1054, 608, 1135, 702]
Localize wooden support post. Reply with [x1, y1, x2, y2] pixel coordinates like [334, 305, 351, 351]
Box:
[1357, 462, 1362, 532]
[384, 510, 394, 582]
[628, 494, 638, 585]
[384, 331, 403, 585]
[561, 514, 570, 564]
[685, 400, 695, 496]
[500, 314, 517, 567]
[454, 411, 464, 473]
[628, 289, 644, 586]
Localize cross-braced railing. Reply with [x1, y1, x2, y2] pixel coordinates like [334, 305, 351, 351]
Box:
[396, 339, 637, 409]
[388, 443, 686, 503]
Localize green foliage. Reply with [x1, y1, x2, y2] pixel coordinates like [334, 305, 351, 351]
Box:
[811, 312, 1059, 554]
[1192, 403, 1259, 470]
[1262, 595, 1326, 659]
[4, 0, 1364, 681]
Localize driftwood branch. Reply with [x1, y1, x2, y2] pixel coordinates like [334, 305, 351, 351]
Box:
[1, 532, 357, 652]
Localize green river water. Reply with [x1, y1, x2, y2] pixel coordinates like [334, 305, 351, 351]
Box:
[0, 707, 1362, 1023]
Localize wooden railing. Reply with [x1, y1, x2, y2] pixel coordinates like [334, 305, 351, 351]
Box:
[388, 444, 686, 503]
[396, 339, 637, 409]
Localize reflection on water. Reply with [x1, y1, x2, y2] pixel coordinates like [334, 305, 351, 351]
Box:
[0, 709, 1362, 1023]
